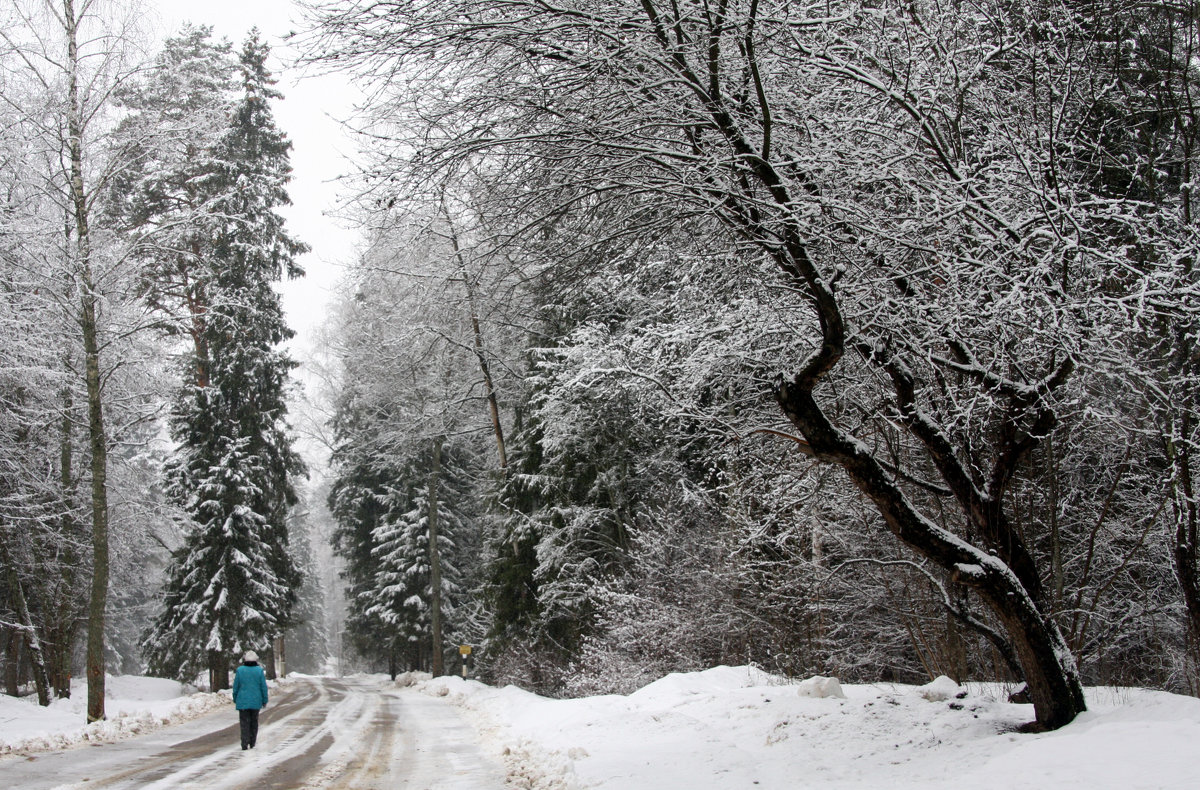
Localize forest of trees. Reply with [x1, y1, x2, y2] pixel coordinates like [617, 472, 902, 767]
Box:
[0, 2, 321, 720]
[5, 0, 1200, 735]
[305, 0, 1200, 732]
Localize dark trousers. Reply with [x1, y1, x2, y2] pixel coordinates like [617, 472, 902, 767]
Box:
[238, 708, 260, 749]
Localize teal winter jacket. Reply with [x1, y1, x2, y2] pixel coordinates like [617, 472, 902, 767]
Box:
[232, 662, 269, 710]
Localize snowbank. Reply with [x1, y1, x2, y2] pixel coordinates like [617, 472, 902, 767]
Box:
[0, 674, 272, 757]
[5, 668, 1198, 788]
[414, 667, 1200, 790]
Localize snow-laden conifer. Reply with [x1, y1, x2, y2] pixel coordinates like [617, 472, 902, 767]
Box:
[141, 31, 306, 689]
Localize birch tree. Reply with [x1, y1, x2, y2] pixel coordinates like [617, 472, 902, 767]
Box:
[0, 0, 148, 722]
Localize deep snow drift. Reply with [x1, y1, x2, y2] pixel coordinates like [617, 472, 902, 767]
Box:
[412, 667, 1200, 790]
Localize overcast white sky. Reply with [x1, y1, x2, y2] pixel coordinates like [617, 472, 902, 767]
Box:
[150, 0, 361, 352]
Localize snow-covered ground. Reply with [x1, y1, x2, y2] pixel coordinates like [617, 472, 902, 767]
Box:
[0, 675, 231, 756]
[3, 668, 1198, 789]
[413, 667, 1200, 790]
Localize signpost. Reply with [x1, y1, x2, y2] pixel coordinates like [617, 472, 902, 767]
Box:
[459, 645, 472, 679]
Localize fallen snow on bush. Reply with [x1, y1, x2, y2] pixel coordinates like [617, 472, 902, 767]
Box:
[415, 666, 1200, 789]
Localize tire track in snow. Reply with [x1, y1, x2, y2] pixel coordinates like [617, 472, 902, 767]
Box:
[287, 684, 508, 790]
[29, 680, 324, 790]
[135, 678, 372, 789]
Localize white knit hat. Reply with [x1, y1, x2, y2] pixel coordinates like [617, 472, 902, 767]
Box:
[243, 650, 259, 662]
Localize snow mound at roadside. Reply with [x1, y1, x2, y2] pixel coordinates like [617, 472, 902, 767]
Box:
[103, 675, 189, 701]
[499, 739, 584, 790]
[415, 665, 1200, 790]
[393, 670, 432, 688]
[918, 675, 962, 702]
[411, 675, 584, 789]
[628, 665, 777, 702]
[0, 675, 231, 757]
[796, 674, 847, 699]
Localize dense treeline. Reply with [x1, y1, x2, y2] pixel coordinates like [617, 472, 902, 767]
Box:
[309, 0, 1200, 729]
[0, 3, 318, 719]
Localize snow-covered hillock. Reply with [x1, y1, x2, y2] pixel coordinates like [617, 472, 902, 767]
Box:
[414, 667, 1200, 790]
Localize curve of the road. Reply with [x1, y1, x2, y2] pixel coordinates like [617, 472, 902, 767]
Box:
[0, 677, 506, 790]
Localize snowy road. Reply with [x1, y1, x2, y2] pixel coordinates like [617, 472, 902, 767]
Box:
[0, 677, 506, 790]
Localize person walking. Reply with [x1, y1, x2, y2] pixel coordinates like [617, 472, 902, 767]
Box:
[232, 650, 269, 750]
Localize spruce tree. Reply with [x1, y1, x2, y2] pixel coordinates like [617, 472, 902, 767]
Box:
[328, 457, 406, 672]
[108, 24, 237, 324]
[367, 438, 472, 675]
[328, 418, 475, 675]
[281, 509, 330, 675]
[142, 31, 307, 689]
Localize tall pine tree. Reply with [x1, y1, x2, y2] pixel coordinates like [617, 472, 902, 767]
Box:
[107, 24, 237, 347]
[142, 31, 307, 690]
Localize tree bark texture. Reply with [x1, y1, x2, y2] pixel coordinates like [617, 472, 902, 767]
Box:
[4, 630, 21, 697]
[54, 384, 79, 698]
[468, 297, 507, 472]
[1, 545, 51, 707]
[445, 214, 508, 472]
[1168, 414, 1200, 645]
[427, 436, 445, 677]
[209, 651, 229, 692]
[63, 0, 111, 724]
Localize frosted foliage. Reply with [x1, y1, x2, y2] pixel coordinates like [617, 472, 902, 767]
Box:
[304, 0, 1200, 713]
[140, 31, 305, 683]
[324, 220, 491, 671]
